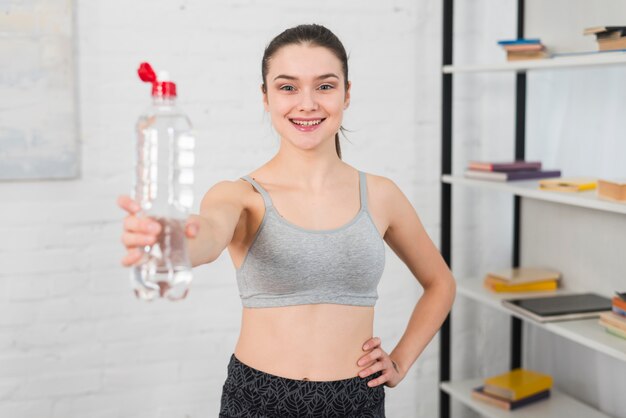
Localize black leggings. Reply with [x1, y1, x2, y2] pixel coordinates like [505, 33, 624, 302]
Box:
[219, 354, 386, 417]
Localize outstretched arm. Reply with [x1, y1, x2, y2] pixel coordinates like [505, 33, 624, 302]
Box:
[187, 180, 247, 267]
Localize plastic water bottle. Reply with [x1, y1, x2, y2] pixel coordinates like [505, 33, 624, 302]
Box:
[130, 62, 195, 301]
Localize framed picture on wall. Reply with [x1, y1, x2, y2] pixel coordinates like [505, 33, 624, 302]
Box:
[0, 0, 79, 181]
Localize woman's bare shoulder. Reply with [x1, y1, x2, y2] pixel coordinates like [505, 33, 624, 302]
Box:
[362, 171, 402, 201]
[199, 176, 258, 211]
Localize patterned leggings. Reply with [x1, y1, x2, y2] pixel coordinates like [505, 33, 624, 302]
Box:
[219, 353, 386, 417]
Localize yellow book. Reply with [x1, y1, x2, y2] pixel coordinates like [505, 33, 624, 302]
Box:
[484, 368, 553, 401]
[485, 267, 561, 284]
[539, 177, 597, 192]
[484, 278, 558, 293]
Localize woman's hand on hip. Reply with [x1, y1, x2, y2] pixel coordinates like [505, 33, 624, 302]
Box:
[356, 336, 404, 388]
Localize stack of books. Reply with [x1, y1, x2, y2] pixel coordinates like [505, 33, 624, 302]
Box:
[597, 178, 626, 202]
[484, 267, 561, 293]
[598, 293, 626, 339]
[464, 160, 561, 182]
[584, 26, 626, 51]
[538, 177, 597, 192]
[472, 368, 552, 410]
[497, 38, 549, 61]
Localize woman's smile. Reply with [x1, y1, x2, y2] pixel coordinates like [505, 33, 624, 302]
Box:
[289, 117, 327, 132]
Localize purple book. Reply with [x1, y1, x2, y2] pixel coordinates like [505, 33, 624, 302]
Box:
[464, 169, 561, 182]
[468, 161, 542, 172]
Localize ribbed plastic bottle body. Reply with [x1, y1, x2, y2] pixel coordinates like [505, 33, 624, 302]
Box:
[131, 97, 195, 301]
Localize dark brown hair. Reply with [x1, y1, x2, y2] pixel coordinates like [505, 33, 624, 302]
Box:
[261, 24, 349, 159]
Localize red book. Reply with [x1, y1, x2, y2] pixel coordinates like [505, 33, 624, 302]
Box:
[468, 161, 542, 172]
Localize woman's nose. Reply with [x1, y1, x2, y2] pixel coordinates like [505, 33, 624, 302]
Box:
[298, 90, 318, 112]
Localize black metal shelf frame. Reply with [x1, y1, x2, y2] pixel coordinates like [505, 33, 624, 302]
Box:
[439, 1, 526, 417]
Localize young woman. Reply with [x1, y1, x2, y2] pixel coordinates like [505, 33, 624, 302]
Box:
[119, 24, 455, 418]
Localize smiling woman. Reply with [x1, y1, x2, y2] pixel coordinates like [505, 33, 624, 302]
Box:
[118, 23, 456, 418]
[261, 24, 350, 159]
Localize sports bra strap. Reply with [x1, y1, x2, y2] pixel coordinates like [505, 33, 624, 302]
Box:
[241, 176, 274, 208]
[359, 171, 368, 211]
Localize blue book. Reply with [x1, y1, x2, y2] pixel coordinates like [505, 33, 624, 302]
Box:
[497, 38, 541, 46]
[472, 386, 551, 410]
[613, 306, 626, 317]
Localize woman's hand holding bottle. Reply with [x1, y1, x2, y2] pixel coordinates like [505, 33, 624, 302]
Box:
[117, 195, 199, 268]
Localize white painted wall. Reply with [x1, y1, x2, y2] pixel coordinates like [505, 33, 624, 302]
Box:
[0, 1, 445, 417]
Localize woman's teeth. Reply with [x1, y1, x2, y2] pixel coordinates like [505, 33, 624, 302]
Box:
[291, 119, 323, 126]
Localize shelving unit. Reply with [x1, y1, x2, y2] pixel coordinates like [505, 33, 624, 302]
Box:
[441, 176, 626, 215]
[443, 50, 626, 73]
[438, 1, 626, 417]
[440, 379, 610, 418]
[456, 279, 626, 363]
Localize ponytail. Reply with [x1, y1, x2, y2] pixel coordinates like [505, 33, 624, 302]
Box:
[334, 132, 342, 159]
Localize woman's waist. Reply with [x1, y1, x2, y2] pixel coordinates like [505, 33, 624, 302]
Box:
[235, 304, 374, 381]
[234, 338, 372, 381]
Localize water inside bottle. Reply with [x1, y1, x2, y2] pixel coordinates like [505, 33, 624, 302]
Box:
[130, 216, 192, 301]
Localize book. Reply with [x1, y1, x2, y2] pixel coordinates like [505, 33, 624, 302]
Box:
[497, 38, 541, 45]
[502, 293, 613, 323]
[468, 160, 542, 172]
[583, 26, 626, 36]
[497, 38, 548, 61]
[612, 296, 626, 312]
[598, 37, 626, 51]
[597, 179, 626, 202]
[464, 169, 561, 182]
[471, 386, 551, 410]
[614, 306, 626, 317]
[596, 30, 626, 40]
[485, 267, 561, 284]
[483, 368, 552, 401]
[599, 311, 626, 332]
[538, 177, 597, 192]
[503, 43, 545, 52]
[600, 320, 626, 339]
[507, 50, 550, 61]
[484, 277, 558, 293]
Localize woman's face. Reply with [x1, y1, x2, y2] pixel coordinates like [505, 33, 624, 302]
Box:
[263, 43, 350, 153]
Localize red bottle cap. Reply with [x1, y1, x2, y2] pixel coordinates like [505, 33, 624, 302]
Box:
[137, 62, 177, 98]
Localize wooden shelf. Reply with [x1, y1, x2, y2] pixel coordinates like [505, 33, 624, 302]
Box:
[442, 175, 626, 215]
[457, 279, 626, 363]
[440, 378, 610, 418]
[443, 51, 626, 73]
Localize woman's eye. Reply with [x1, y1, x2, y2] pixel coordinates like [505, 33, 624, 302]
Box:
[280, 85, 295, 91]
[319, 84, 334, 90]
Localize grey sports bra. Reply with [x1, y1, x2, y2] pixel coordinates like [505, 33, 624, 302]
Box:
[236, 171, 386, 308]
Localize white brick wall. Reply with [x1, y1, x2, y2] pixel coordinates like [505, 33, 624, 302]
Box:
[1, 0, 445, 417]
